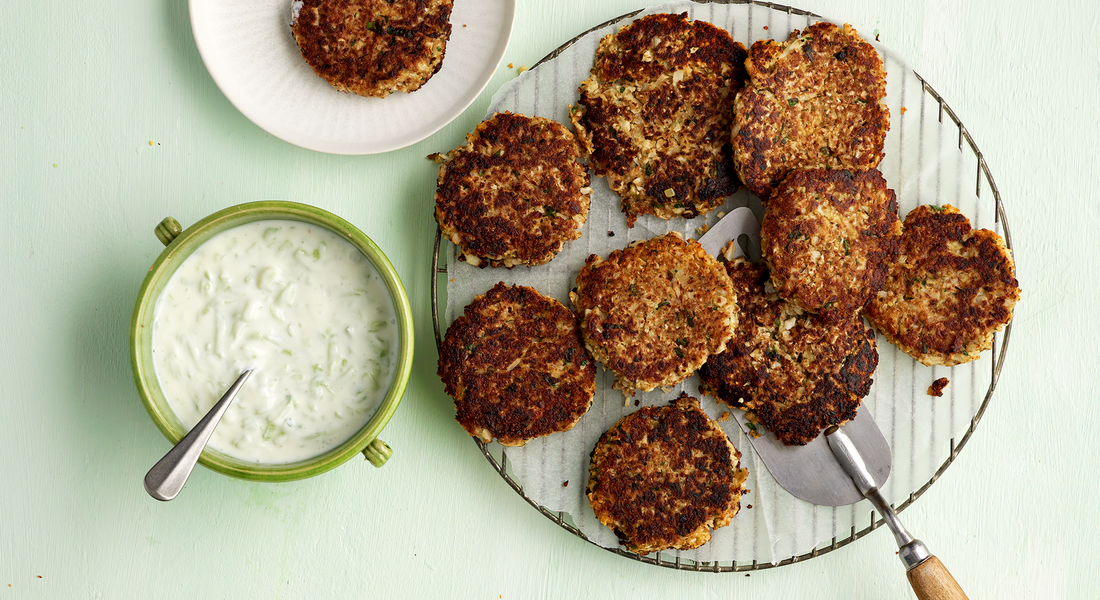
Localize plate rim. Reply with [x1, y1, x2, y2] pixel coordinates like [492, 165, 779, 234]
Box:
[188, 0, 517, 154]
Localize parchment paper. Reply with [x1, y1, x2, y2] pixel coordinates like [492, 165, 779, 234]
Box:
[442, 1, 1006, 565]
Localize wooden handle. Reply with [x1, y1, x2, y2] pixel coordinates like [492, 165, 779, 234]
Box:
[907, 556, 968, 600]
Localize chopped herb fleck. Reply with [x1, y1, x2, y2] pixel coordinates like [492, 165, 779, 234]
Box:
[787, 98, 799, 107]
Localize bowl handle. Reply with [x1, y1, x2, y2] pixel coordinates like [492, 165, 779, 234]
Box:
[362, 438, 393, 467]
[155, 217, 183, 246]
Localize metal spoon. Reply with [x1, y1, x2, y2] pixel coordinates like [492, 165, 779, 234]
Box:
[143, 369, 254, 501]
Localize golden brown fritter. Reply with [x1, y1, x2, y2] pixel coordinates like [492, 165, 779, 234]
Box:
[761, 168, 901, 321]
[570, 13, 747, 227]
[292, 0, 453, 98]
[733, 22, 889, 200]
[570, 232, 737, 398]
[699, 258, 878, 446]
[438, 282, 596, 446]
[587, 394, 749, 555]
[431, 112, 592, 268]
[864, 204, 1020, 366]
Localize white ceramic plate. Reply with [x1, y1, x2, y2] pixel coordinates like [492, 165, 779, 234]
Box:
[189, 0, 516, 154]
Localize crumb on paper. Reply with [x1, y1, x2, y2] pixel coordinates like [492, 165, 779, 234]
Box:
[508, 62, 513, 68]
[607, 230, 615, 237]
[562, 480, 569, 487]
[744, 419, 762, 438]
[746, 504, 753, 509]
[901, 106, 908, 115]
[633, 398, 640, 407]
[716, 211, 726, 219]
[696, 223, 710, 235]
[718, 411, 730, 422]
[928, 377, 949, 397]
[463, 23, 467, 27]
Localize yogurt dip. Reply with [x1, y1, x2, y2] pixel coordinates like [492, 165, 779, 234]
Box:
[152, 220, 398, 463]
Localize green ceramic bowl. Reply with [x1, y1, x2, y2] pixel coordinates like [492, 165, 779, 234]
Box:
[130, 201, 414, 482]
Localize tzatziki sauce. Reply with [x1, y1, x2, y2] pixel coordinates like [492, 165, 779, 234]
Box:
[152, 220, 398, 463]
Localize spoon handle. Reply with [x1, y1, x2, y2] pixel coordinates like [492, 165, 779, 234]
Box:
[143, 369, 253, 501]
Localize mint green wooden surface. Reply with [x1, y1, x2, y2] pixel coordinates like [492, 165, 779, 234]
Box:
[1, 0, 1095, 598]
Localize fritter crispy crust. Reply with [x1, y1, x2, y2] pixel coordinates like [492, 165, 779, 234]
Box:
[570, 13, 748, 227]
[431, 112, 592, 268]
[699, 258, 878, 446]
[438, 282, 596, 446]
[928, 377, 949, 397]
[761, 168, 901, 320]
[570, 232, 737, 397]
[864, 204, 1020, 366]
[292, 0, 453, 98]
[734, 22, 889, 200]
[587, 394, 749, 555]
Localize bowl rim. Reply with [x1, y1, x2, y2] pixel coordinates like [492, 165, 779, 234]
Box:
[130, 201, 414, 482]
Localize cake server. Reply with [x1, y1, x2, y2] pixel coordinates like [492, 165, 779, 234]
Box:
[698, 208, 967, 599]
[697, 206, 889, 506]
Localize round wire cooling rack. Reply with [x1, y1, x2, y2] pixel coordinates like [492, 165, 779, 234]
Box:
[431, 0, 1015, 572]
